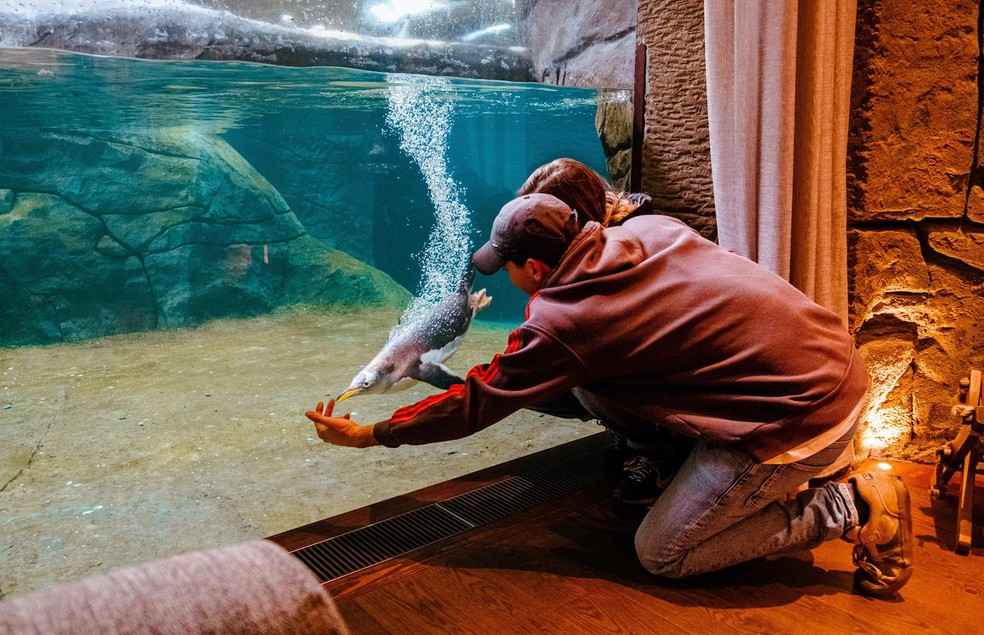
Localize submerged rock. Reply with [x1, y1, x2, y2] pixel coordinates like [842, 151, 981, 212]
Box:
[0, 128, 410, 346]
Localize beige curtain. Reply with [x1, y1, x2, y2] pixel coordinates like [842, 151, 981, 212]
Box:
[704, 0, 856, 322]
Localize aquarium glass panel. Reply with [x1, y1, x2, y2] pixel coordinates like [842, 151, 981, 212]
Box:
[0, 47, 626, 597]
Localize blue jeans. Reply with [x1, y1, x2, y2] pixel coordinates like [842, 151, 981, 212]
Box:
[635, 424, 860, 578]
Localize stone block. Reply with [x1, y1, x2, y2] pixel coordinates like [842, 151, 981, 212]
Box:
[857, 337, 917, 456]
[926, 226, 984, 272]
[637, 0, 714, 222]
[853, 0, 978, 221]
[850, 229, 930, 331]
[968, 184, 984, 224]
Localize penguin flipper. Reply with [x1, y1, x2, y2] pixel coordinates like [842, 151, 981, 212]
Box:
[468, 288, 492, 317]
[414, 362, 464, 390]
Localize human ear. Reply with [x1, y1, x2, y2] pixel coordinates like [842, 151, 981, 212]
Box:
[525, 259, 550, 282]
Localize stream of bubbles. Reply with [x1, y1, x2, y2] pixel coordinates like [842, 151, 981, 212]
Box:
[384, 73, 473, 326]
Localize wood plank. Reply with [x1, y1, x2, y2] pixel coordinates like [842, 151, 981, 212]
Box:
[348, 564, 595, 634]
[454, 525, 879, 635]
[286, 442, 984, 635]
[958, 448, 976, 553]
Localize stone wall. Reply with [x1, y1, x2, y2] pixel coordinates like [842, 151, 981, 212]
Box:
[626, 0, 984, 462]
[524, 0, 715, 234]
[848, 0, 984, 460]
[636, 0, 715, 238]
[521, 0, 637, 89]
[520, 0, 640, 192]
[0, 6, 531, 81]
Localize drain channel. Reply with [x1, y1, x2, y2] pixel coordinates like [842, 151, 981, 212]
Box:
[291, 445, 606, 582]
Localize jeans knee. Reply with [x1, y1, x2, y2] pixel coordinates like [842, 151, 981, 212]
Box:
[635, 534, 688, 579]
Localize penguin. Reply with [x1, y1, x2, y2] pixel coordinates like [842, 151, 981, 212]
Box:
[337, 266, 491, 401]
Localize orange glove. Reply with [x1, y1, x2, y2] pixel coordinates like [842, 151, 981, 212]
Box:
[305, 400, 379, 448]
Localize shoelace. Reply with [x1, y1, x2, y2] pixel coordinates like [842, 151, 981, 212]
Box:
[622, 456, 662, 481]
[853, 544, 886, 580]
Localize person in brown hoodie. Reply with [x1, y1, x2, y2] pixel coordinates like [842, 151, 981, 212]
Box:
[306, 193, 913, 597]
[517, 157, 688, 504]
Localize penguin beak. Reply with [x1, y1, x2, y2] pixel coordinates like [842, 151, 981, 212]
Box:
[337, 388, 362, 402]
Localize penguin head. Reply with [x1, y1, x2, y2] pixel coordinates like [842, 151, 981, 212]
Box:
[338, 362, 398, 402]
[338, 369, 376, 402]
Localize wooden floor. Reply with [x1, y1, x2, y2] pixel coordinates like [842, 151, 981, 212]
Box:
[270, 435, 984, 634]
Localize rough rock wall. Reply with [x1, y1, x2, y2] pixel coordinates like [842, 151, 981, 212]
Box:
[521, 0, 714, 217]
[520, 0, 638, 191]
[0, 7, 532, 81]
[636, 0, 715, 238]
[519, 1, 718, 245]
[522, 0, 637, 88]
[848, 0, 984, 461]
[0, 130, 409, 346]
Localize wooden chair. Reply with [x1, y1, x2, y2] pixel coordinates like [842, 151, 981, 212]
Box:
[931, 369, 984, 554]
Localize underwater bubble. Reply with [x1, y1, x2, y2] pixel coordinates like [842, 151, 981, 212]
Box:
[385, 73, 473, 325]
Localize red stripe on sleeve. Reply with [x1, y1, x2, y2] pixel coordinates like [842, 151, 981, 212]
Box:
[524, 291, 539, 321]
[467, 328, 522, 384]
[389, 325, 526, 425]
[391, 383, 464, 424]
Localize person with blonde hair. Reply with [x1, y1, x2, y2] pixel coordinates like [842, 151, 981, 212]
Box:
[519, 158, 681, 505]
[518, 157, 651, 227]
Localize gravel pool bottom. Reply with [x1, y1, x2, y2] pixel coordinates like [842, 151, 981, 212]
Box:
[0, 307, 597, 598]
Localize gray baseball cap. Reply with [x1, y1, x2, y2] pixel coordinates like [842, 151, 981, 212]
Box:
[472, 193, 580, 275]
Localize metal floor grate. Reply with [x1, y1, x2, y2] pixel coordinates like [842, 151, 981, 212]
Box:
[292, 445, 607, 582]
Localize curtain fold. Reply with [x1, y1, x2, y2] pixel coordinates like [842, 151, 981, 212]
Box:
[704, 0, 857, 323]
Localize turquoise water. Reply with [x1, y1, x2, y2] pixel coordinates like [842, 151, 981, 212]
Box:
[0, 47, 618, 342]
[0, 47, 611, 595]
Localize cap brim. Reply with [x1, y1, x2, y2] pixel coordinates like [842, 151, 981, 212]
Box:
[472, 241, 505, 275]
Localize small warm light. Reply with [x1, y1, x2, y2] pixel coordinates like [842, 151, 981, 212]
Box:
[876, 462, 893, 471]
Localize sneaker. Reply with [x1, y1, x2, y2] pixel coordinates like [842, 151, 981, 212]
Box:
[613, 455, 676, 506]
[603, 430, 631, 474]
[844, 472, 914, 597]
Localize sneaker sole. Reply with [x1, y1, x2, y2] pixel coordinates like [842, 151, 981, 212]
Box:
[853, 564, 914, 597]
[613, 496, 659, 507]
[853, 475, 914, 597]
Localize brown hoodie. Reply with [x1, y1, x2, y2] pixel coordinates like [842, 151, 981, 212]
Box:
[373, 215, 869, 462]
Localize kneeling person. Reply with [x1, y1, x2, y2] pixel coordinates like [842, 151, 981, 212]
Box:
[306, 193, 913, 597]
